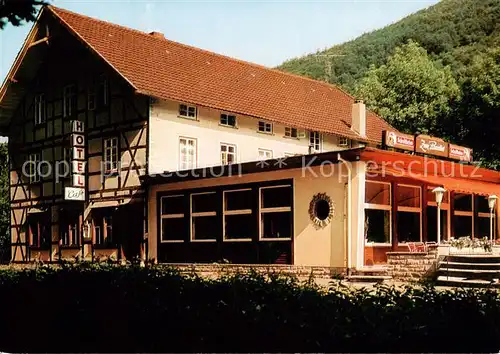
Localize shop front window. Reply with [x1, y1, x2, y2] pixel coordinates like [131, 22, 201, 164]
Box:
[260, 185, 292, 240]
[453, 193, 473, 238]
[365, 181, 391, 244]
[28, 213, 51, 249]
[476, 195, 495, 239]
[396, 185, 421, 243]
[191, 192, 217, 241]
[60, 210, 80, 247]
[160, 195, 186, 243]
[426, 187, 449, 242]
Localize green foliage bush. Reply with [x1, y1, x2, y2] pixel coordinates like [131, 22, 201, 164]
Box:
[0, 263, 500, 352]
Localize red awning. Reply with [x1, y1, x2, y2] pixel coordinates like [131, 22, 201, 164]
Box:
[361, 148, 500, 196]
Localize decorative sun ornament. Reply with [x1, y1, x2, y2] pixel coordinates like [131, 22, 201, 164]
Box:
[309, 193, 335, 229]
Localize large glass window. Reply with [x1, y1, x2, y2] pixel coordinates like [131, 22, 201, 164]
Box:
[365, 181, 391, 244]
[476, 195, 495, 239]
[365, 181, 390, 205]
[191, 192, 217, 241]
[396, 185, 421, 242]
[427, 187, 449, 242]
[160, 195, 185, 242]
[224, 189, 253, 241]
[365, 209, 390, 244]
[260, 185, 292, 240]
[453, 193, 473, 238]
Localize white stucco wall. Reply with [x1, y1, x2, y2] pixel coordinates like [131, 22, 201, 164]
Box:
[149, 99, 349, 174]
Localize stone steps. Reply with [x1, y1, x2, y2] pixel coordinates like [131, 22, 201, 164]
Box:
[446, 255, 500, 264]
[347, 266, 391, 283]
[346, 274, 392, 283]
[440, 261, 500, 270]
[438, 267, 500, 280]
[437, 276, 500, 288]
[436, 255, 500, 287]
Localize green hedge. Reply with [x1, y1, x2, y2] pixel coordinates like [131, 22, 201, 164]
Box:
[0, 263, 499, 352]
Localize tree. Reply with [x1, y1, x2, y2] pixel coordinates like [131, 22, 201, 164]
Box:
[451, 49, 500, 169]
[0, 143, 9, 262]
[0, 0, 45, 29]
[353, 40, 460, 135]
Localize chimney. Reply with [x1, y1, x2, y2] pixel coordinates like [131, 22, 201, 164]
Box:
[149, 31, 164, 39]
[351, 99, 366, 137]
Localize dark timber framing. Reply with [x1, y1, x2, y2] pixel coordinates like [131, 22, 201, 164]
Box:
[6, 10, 149, 262]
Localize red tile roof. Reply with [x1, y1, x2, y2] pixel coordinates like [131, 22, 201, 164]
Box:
[47, 6, 394, 143]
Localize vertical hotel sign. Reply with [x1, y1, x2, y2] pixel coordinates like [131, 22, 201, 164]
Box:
[64, 120, 86, 201]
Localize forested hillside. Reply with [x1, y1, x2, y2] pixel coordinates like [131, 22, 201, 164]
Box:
[278, 0, 500, 91]
[278, 0, 500, 168]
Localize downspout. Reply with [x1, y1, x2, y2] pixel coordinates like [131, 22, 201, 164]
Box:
[338, 153, 352, 276]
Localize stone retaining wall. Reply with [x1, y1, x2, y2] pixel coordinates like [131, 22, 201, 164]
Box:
[386, 250, 439, 281]
[167, 263, 345, 279]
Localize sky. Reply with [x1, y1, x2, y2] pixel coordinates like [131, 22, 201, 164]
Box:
[0, 0, 440, 141]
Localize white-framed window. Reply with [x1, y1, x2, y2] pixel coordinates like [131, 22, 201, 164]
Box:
[338, 136, 350, 147]
[29, 153, 41, 183]
[220, 113, 236, 127]
[365, 180, 392, 245]
[258, 149, 273, 160]
[285, 127, 298, 138]
[309, 131, 322, 152]
[223, 189, 253, 241]
[34, 94, 46, 125]
[259, 185, 292, 240]
[179, 137, 197, 170]
[191, 192, 217, 242]
[221, 143, 236, 165]
[103, 137, 118, 173]
[258, 121, 273, 133]
[179, 104, 197, 119]
[161, 195, 185, 243]
[63, 84, 76, 118]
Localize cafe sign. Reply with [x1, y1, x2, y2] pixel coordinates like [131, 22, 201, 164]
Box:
[383, 130, 415, 152]
[415, 135, 448, 158]
[449, 144, 473, 162]
[64, 120, 86, 201]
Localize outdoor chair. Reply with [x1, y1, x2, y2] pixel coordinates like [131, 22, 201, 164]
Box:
[407, 242, 417, 252]
[414, 242, 427, 252]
